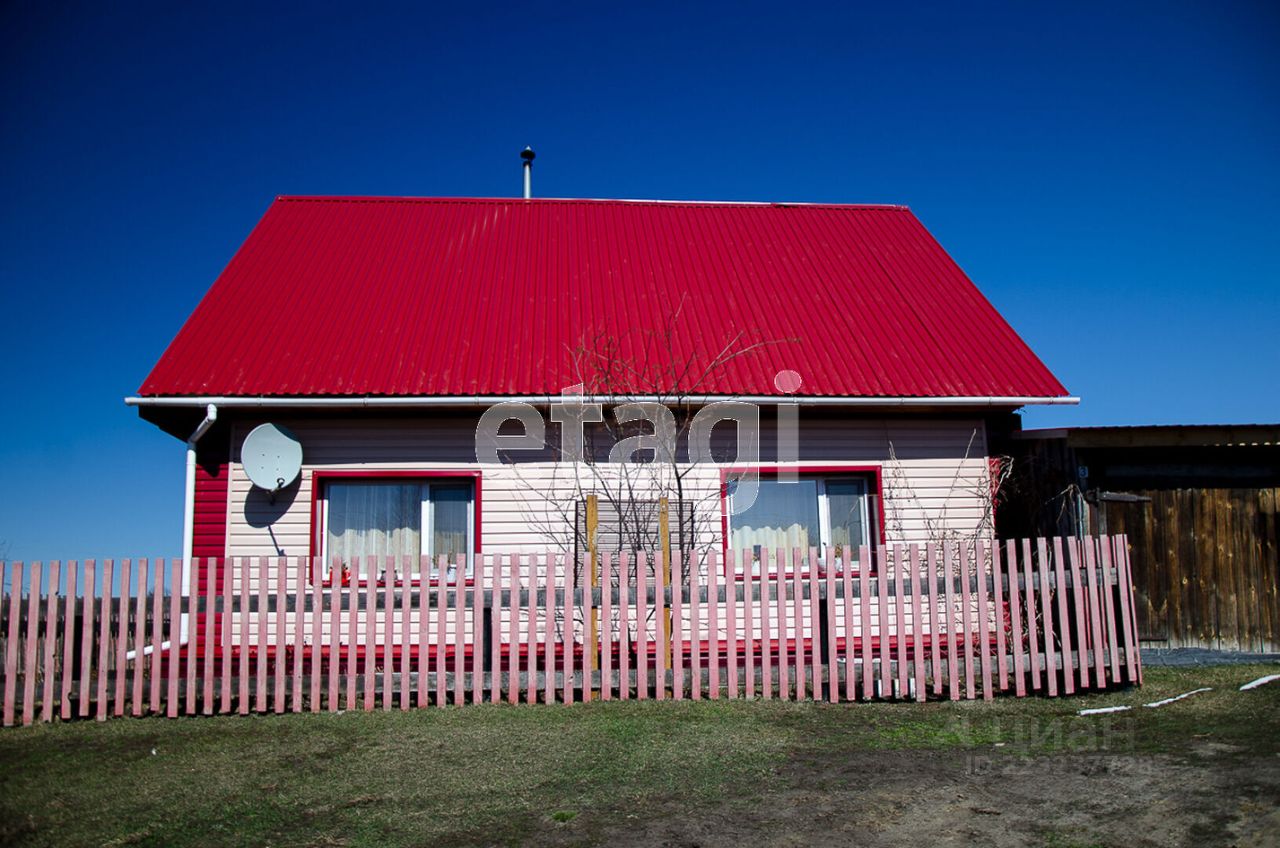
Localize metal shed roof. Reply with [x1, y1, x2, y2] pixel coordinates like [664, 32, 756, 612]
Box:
[137, 196, 1069, 401]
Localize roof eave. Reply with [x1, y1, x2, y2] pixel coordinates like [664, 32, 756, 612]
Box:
[127, 394, 1080, 409]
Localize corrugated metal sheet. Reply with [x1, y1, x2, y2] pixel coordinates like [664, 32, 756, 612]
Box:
[138, 197, 1068, 399]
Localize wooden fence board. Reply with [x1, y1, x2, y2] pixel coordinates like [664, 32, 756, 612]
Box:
[841, 548, 855, 703]
[686, 552, 698, 701]
[0, 539, 1148, 725]
[1036, 539, 1057, 698]
[24, 563, 42, 726]
[525, 556, 538, 704]
[859, 547, 873, 700]
[361, 558, 374, 710]
[220, 559, 232, 714]
[942, 544, 958, 701]
[98, 560, 115, 721]
[993, 545, 1009, 691]
[1022, 539, 1041, 692]
[44, 562, 62, 723]
[958, 545, 975, 700]
[757, 555, 770, 700]
[114, 561, 130, 717]
[826, 552, 839, 704]
[1084, 539, 1107, 685]
[619, 552, 631, 701]
[1053, 538, 1074, 696]
[563, 554, 574, 705]
[255, 558, 268, 714]
[893, 546, 908, 699]
[488, 558, 499, 705]
[83, 561, 98, 718]
[792, 550, 805, 701]
[975, 542, 994, 701]
[3, 563, 18, 727]
[776, 549, 789, 701]
[163, 558, 179, 717]
[927, 545, 942, 697]
[709, 550, 721, 700]
[238, 558, 249, 715]
[1100, 540, 1122, 684]
[636, 552, 649, 701]
[1067, 538, 1090, 690]
[655, 550, 668, 701]
[62, 561, 78, 722]
[543, 553, 554, 705]
[308, 560, 321, 713]
[908, 546, 925, 703]
[275, 557, 288, 714]
[723, 551, 736, 699]
[670, 551, 683, 700]
[602, 553, 614, 701]
[389, 569, 401, 711]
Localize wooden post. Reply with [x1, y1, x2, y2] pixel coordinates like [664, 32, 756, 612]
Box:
[585, 494, 599, 695]
[659, 497, 673, 674]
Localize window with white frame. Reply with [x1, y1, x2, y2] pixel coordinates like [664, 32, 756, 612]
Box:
[321, 479, 474, 581]
[726, 475, 878, 572]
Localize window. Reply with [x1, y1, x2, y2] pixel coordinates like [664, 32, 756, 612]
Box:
[573, 497, 696, 584]
[726, 474, 879, 573]
[320, 478, 475, 581]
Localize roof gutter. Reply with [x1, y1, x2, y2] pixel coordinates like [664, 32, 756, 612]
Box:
[126, 394, 1079, 408]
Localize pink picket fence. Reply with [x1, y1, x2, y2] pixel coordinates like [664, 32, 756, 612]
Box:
[0, 535, 1142, 725]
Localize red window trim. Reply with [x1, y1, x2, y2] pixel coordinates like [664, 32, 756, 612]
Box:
[718, 464, 887, 579]
[308, 469, 483, 586]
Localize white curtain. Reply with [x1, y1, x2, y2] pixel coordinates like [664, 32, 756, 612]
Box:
[729, 479, 820, 574]
[326, 482, 422, 579]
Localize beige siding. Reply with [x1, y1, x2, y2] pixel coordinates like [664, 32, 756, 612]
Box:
[223, 414, 993, 561]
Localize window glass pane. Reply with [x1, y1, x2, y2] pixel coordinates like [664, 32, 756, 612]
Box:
[431, 484, 472, 567]
[327, 482, 422, 578]
[730, 479, 820, 567]
[826, 479, 868, 558]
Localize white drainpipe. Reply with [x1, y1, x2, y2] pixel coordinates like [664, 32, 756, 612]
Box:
[180, 404, 219, 644]
[128, 403, 217, 660]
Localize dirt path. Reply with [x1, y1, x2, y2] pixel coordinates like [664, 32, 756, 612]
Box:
[537, 747, 1280, 848]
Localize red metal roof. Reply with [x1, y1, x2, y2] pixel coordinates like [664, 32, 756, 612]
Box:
[138, 197, 1068, 399]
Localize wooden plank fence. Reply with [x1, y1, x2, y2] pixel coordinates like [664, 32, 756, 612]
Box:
[0, 536, 1143, 726]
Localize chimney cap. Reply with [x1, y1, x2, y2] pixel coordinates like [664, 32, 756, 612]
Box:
[520, 146, 536, 162]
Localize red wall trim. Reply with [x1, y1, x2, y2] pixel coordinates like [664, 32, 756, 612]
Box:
[193, 441, 230, 596]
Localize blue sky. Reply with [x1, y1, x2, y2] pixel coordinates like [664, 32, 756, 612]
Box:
[1, 1, 1277, 560]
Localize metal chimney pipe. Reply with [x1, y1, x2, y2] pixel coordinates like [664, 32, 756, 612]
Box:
[521, 146, 535, 198]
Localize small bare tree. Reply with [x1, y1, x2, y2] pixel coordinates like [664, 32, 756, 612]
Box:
[511, 297, 795, 587]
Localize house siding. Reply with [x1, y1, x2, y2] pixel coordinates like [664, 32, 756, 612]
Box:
[222, 414, 994, 561]
[204, 412, 996, 651]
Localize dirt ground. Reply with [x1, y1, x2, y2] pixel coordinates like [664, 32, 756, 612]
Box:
[536, 746, 1280, 848]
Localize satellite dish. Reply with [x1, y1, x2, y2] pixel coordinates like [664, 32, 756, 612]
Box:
[242, 423, 303, 493]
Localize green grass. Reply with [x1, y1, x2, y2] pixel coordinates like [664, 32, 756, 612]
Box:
[0, 664, 1276, 847]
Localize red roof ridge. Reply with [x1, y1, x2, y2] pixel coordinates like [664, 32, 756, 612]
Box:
[273, 195, 912, 211]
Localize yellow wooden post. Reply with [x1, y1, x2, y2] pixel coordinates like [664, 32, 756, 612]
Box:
[659, 497, 673, 672]
[586, 494, 599, 690]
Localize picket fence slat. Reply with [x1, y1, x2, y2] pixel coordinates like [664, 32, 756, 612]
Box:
[1036, 539, 1057, 698]
[1053, 538, 1074, 696]
[44, 562, 62, 723]
[0, 537, 1146, 726]
[117, 561, 132, 718]
[63, 562, 78, 720]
